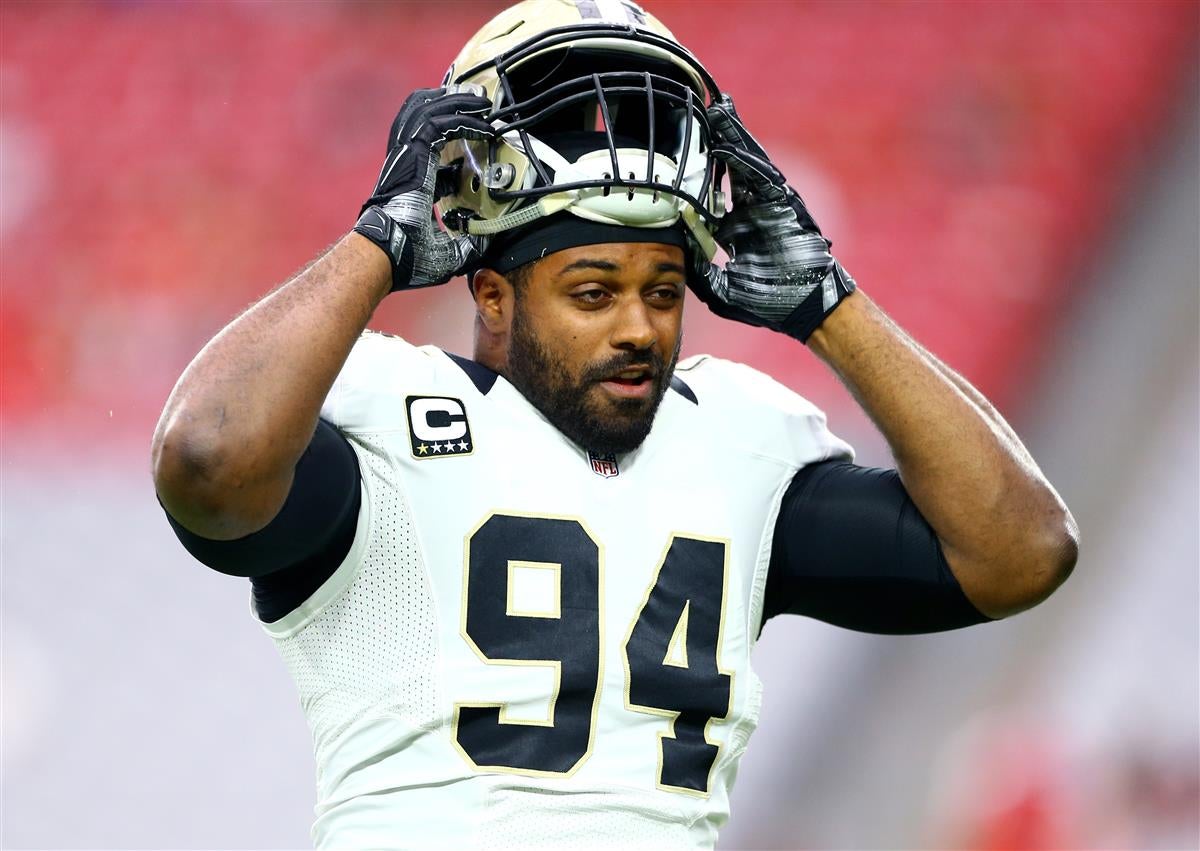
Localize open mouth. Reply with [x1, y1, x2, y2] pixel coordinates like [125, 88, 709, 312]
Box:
[603, 366, 654, 387]
[597, 365, 657, 400]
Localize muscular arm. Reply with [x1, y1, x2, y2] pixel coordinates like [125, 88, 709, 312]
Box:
[151, 232, 389, 539]
[152, 87, 491, 540]
[805, 292, 1079, 618]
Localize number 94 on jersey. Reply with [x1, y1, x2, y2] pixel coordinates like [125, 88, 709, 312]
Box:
[452, 512, 735, 797]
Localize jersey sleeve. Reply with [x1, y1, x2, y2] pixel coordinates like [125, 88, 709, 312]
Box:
[162, 418, 362, 621]
[164, 332, 437, 621]
[763, 461, 991, 634]
[673, 355, 987, 635]
[321, 331, 441, 433]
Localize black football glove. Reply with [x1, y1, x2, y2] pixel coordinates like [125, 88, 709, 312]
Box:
[689, 94, 856, 343]
[354, 86, 494, 291]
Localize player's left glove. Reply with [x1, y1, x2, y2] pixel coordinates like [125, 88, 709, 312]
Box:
[689, 94, 856, 343]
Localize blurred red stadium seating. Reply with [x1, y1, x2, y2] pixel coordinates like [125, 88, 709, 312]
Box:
[1, 0, 1194, 446]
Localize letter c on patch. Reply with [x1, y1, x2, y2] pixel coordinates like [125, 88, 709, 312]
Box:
[410, 397, 468, 441]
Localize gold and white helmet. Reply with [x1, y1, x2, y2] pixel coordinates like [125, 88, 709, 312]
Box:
[437, 0, 725, 259]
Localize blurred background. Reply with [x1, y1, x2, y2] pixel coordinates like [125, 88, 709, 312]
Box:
[2, 1, 1196, 848]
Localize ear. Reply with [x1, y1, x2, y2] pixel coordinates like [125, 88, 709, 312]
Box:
[472, 267, 514, 336]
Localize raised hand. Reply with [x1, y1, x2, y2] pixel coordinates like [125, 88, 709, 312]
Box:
[354, 85, 494, 291]
[689, 94, 855, 342]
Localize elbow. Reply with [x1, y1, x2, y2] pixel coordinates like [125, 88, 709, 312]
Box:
[1052, 513, 1080, 582]
[1026, 514, 1079, 604]
[152, 417, 235, 519]
[955, 509, 1080, 620]
[151, 414, 277, 538]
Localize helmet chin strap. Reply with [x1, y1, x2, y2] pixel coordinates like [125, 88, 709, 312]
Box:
[465, 193, 576, 235]
[680, 206, 717, 260]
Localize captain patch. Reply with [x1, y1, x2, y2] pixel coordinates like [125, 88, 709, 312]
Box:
[407, 396, 473, 459]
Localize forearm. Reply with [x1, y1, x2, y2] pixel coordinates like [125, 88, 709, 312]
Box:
[806, 292, 1077, 617]
[152, 232, 389, 539]
[915, 334, 1029, 454]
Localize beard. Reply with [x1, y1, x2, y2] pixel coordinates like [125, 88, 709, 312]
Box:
[506, 303, 681, 455]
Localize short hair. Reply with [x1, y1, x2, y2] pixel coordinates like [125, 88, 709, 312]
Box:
[504, 258, 538, 298]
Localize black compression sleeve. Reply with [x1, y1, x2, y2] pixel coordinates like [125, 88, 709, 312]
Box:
[764, 461, 991, 634]
[163, 419, 361, 621]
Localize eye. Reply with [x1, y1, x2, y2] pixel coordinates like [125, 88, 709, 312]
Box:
[572, 287, 611, 306]
[646, 285, 683, 306]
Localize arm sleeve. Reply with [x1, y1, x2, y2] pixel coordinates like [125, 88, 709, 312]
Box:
[763, 461, 992, 634]
[163, 418, 362, 622]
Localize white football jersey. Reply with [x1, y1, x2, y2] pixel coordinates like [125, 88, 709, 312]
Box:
[261, 331, 853, 850]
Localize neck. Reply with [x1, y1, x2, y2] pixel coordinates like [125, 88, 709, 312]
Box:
[472, 314, 508, 375]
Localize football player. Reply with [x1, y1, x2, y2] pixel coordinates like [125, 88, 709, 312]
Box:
[152, 1, 1078, 848]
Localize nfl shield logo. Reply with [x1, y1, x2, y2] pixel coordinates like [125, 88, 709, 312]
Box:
[588, 451, 620, 478]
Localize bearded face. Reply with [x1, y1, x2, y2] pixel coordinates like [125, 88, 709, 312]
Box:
[507, 296, 681, 454]
[495, 242, 687, 455]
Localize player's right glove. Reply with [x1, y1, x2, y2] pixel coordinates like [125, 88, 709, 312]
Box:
[354, 86, 494, 291]
[688, 94, 856, 343]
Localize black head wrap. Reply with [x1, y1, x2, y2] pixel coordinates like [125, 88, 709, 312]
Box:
[480, 212, 690, 275]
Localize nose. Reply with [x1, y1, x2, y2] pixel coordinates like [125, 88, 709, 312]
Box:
[609, 297, 657, 351]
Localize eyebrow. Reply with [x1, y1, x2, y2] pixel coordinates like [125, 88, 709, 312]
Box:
[556, 259, 687, 278]
[557, 259, 618, 276]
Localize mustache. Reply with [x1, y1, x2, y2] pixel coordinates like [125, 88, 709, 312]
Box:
[583, 349, 666, 384]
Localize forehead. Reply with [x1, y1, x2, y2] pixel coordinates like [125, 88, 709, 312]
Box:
[533, 241, 686, 279]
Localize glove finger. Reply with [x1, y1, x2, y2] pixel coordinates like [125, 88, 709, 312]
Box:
[407, 103, 494, 148]
[427, 113, 495, 140]
[711, 145, 784, 187]
[683, 240, 739, 316]
[714, 207, 756, 252]
[396, 87, 447, 111]
[389, 87, 450, 145]
[686, 263, 773, 329]
[684, 260, 722, 307]
[403, 103, 492, 144]
[390, 88, 492, 147]
[376, 117, 495, 201]
[424, 93, 493, 119]
[705, 97, 744, 144]
[706, 95, 771, 161]
[423, 115, 495, 156]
